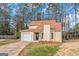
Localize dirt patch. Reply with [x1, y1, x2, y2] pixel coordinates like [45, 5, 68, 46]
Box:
[55, 41, 79, 56]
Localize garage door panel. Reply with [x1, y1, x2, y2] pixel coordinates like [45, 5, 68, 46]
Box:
[21, 32, 33, 41]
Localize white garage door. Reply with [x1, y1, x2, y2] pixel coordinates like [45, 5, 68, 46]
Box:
[21, 32, 33, 41]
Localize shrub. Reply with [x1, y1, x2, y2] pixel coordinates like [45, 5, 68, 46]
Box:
[16, 31, 21, 39]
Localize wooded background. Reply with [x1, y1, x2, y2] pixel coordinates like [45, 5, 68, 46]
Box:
[0, 3, 79, 38]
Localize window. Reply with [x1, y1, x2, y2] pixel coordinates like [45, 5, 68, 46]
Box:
[51, 33, 53, 39]
[41, 33, 43, 39]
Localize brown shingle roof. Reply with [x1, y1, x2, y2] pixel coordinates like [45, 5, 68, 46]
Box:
[21, 20, 61, 32]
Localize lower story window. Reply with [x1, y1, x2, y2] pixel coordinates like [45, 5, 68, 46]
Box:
[51, 33, 53, 39]
[41, 33, 43, 39]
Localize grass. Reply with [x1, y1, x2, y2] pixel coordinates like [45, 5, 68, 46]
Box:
[27, 45, 58, 56]
[0, 39, 19, 46]
[19, 42, 60, 56]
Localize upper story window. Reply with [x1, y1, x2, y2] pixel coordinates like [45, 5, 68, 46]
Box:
[29, 26, 37, 29]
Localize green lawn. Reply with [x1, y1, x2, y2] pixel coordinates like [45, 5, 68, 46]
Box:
[27, 45, 58, 56]
[0, 39, 19, 46]
[19, 42, 60, 56]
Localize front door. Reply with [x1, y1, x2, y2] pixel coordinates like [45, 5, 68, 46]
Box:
[35, 32, 39, 40]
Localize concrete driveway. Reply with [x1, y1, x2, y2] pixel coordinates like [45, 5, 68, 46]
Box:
[55, 39, 79, 56]
[0, 41, 30, 56]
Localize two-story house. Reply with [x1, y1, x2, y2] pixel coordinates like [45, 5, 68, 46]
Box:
[21, 20, 62, 42]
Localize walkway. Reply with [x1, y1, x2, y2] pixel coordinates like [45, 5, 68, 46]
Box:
[55, 40, 79, 56]
[0, 41, 30, 56]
